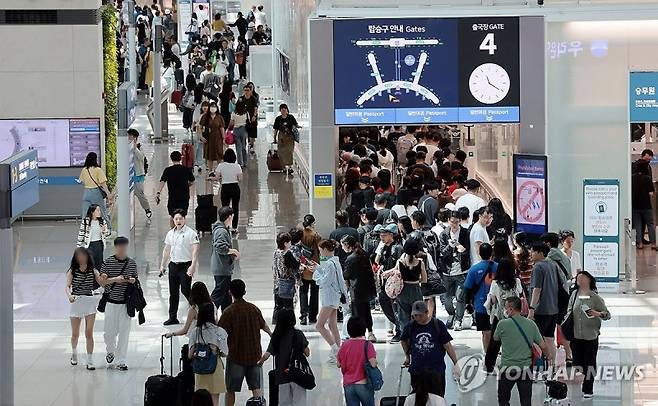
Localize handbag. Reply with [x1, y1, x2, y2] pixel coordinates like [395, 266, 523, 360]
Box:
[421, 271, 446, 297]
[87, 168, 108, 199]
[191, 327, 218, 375]
[331, 260, 347, 305]
[285, 331, 316, 390]
[291, 126, 300, 143]
[97, 257, 129, 312]
[224, 129, 235, 145]
[384, 268, 404, 300]
[546, 380, 568, 400]
[277, 278, 295, 300]
[510, 316, 544, 370]
[363, 340, 383, 391]
[560, 291, 578, 342]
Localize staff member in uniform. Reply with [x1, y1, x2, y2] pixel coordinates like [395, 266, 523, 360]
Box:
[160, 209, 200, 326]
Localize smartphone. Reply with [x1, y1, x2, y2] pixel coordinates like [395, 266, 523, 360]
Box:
[581, 304, 594, 318]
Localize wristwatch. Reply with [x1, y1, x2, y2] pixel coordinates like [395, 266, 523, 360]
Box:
[529, 305, 536, 310]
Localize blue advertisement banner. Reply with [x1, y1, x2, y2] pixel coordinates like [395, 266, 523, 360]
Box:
[513, 154, 547, 236]
[629, 71, 658, 122]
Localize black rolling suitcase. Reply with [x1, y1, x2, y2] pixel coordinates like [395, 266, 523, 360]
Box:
[144, 336, 178, 406]
[267, 143, 284, 172]
[195, 194, 217, 233]
[268, 357, 278, 406]
[379, 366, 408, 406]
[177, 343, 195, 406]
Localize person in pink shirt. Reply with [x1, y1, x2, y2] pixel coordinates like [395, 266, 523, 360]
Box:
[337, 317, 378, 406]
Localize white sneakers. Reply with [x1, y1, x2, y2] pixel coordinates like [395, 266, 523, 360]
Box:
[453, 321, 463, 331]
[70, 353, 78, 366]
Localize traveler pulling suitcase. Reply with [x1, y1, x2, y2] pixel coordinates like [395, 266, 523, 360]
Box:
[379, 366, 408, 406]
[144, 336, 179, 406]
[267, 143, 284, 172]
[195, 194, 217, 233]
[181, 143, 195, 169]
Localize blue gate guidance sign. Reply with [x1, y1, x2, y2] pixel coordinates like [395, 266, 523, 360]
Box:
[630, 71, 658, 122]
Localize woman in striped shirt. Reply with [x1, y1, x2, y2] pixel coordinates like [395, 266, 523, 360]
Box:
[65, 247, 102, 370]
[77, 204, 111, 270]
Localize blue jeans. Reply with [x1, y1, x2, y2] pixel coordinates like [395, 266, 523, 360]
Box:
[82, 188, 110, 227]
[234, 126, 248, 166]
[344, 383, 375, 406]
[194, 133, 205, 167]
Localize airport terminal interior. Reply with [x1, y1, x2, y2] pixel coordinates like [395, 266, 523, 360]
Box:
[5, 1, 658, 405]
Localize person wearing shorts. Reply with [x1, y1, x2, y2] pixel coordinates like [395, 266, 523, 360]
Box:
[527, 241, 560, 363]
[463, 243, 497, 353]
[218, 279, 272, 406]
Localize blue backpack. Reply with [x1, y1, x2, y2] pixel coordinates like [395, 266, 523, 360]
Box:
[191, 327, 218, 375]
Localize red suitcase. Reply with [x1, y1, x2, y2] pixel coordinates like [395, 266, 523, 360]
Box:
[181, 143, 194, 169]
[266, 143, 284, 172]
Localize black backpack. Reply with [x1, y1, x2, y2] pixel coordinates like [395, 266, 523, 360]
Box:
[143, 156, 149, 174]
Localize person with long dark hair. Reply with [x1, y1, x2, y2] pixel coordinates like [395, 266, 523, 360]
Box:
[77, 204, 111, 269]
[493, 237, 515, 265]
[257, 309, 310, 405]
[341, 235, 377, 342]
[199, 101, 225, 174]
[219, 79, 235, 129]
[229, 100, 249, 167]
[187, 303, 228, 406]
[273, 103, 299, 175]
[568, 271, 611, 399]
[208, 149, 242, 232]
[487, 197, 513, 237]
[299, 214, 321, 325]
[403, 368, 447, 406]
[165, 281, 215, 338]
[194, 100, 210, 173]
[182, 73, 198, 134]
[484, 258, 523, 373]
[271, 233, 298, 323]
[78, 152, 112, 227]
[513, 232, 533, 296]
[65, 247, 101, 370]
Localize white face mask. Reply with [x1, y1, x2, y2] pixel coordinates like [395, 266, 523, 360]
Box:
[209, 107, 218, 113]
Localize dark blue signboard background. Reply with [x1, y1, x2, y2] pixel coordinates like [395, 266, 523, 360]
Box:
[333, 18, 459, 125]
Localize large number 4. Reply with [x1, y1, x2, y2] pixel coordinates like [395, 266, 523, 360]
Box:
[479, 33, 497, 55]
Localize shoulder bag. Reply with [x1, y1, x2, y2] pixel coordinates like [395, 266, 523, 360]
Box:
[284, 330, 316, 390]
[87, 168, 108, 199]
[510, 316, 544, 370]
[191, 327, 219, 375]
[331, 260, 347, 305]
[97, 257, 128, 312]
[559, 291, 578, 342]
[363, 340, 383, 391]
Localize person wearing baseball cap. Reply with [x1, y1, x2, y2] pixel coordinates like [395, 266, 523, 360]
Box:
[374, 222, 403, 342]
[401, 300, 460, 398]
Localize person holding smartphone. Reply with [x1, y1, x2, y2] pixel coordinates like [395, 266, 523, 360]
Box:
[566, 271, 611, 399]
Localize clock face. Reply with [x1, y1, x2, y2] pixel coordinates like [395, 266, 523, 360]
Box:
[468, 63, 511, 105]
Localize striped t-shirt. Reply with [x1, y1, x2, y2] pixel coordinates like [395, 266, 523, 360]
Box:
[71, 268, 97, 296]
[100, 255, 138, 304]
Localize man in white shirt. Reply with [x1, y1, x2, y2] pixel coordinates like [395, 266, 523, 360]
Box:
[254, 5, 268, 28]
[160, 210, 200, 325]
[455, 179, 486, 225]
[413, 131, 440, 165]
[469, 207, 493, 265]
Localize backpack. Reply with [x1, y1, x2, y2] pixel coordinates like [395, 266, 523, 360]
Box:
[191, 328, 218, 375]
[397, 136, 416, 165]
[363, 230, 381, 260]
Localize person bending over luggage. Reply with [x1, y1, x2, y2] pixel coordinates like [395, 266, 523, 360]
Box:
[165, 281, 215, 338]
[403, 369, 447, 406]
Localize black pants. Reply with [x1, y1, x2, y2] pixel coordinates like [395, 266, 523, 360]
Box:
[168, 261, 192, 319]
[88, 240, 104, 271]
[299, 279, 318, 322]
[238, 60, 247, 79]
[498, 369, 533, 406]
[485, 317, 501, 372]
[570, 337, 599, 395]
[378, 288, 398, 335]
[212, 275, 232, 312]
[272, 293, 294, 324]
[220, 183, 241, 229]
[411, 371, 445, 397]
[182, 107, 194, 129]
[352, 301, 373, 333]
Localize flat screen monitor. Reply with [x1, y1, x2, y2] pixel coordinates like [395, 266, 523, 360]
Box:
[0, 118, 101, 168]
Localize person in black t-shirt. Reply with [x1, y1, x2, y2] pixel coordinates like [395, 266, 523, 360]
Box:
[632, 159, 656, 249]
[157, 151, 195, 226]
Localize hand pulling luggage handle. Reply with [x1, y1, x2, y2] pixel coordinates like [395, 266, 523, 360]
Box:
[160, 334, 174, 375]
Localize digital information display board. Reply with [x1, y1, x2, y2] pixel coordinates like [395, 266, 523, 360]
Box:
[0, 118, 101, 167]
[0, 149, 39, 219]
[513, 154, 547, 236]
[333, 17, 520, 125]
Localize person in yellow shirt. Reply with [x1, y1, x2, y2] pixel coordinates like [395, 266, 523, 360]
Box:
[212, 13, 226, 34]
[78, 152, 112, 228]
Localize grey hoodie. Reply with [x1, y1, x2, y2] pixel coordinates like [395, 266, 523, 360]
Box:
[211, 221, 234, 276]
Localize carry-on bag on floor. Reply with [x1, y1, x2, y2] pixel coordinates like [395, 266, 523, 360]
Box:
[181, 143, 195, 169]
[379, 366, 408, 406]
[268, 357, 278, 406]
[177, 343, 195, 406]
[267, 143, 284, 172]
[195, 194, 217, 233]
[144, 335, 179, 406]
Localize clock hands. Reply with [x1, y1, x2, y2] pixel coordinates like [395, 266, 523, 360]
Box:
[485, 75, 503, 92]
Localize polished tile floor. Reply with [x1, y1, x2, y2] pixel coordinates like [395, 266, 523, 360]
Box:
[10, 108, 658, 405]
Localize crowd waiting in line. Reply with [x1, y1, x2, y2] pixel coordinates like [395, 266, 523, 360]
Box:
[68, 122, 612, 406]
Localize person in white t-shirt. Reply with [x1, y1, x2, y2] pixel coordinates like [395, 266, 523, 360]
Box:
[455, 179, 486, 225]
[469, 206, 493, 265]
[560, 229, 582, 278]
[208, 148, 243, 233]
[160, 210, 201, 326]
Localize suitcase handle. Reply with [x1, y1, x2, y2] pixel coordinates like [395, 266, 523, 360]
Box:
[160, 334, 174, 375]
[396, 365, 408, 406]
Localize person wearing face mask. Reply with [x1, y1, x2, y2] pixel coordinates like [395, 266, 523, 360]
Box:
[493, 297, 551, 406]
[483, 258, 524, 374]
[199, 102, 225, 175]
